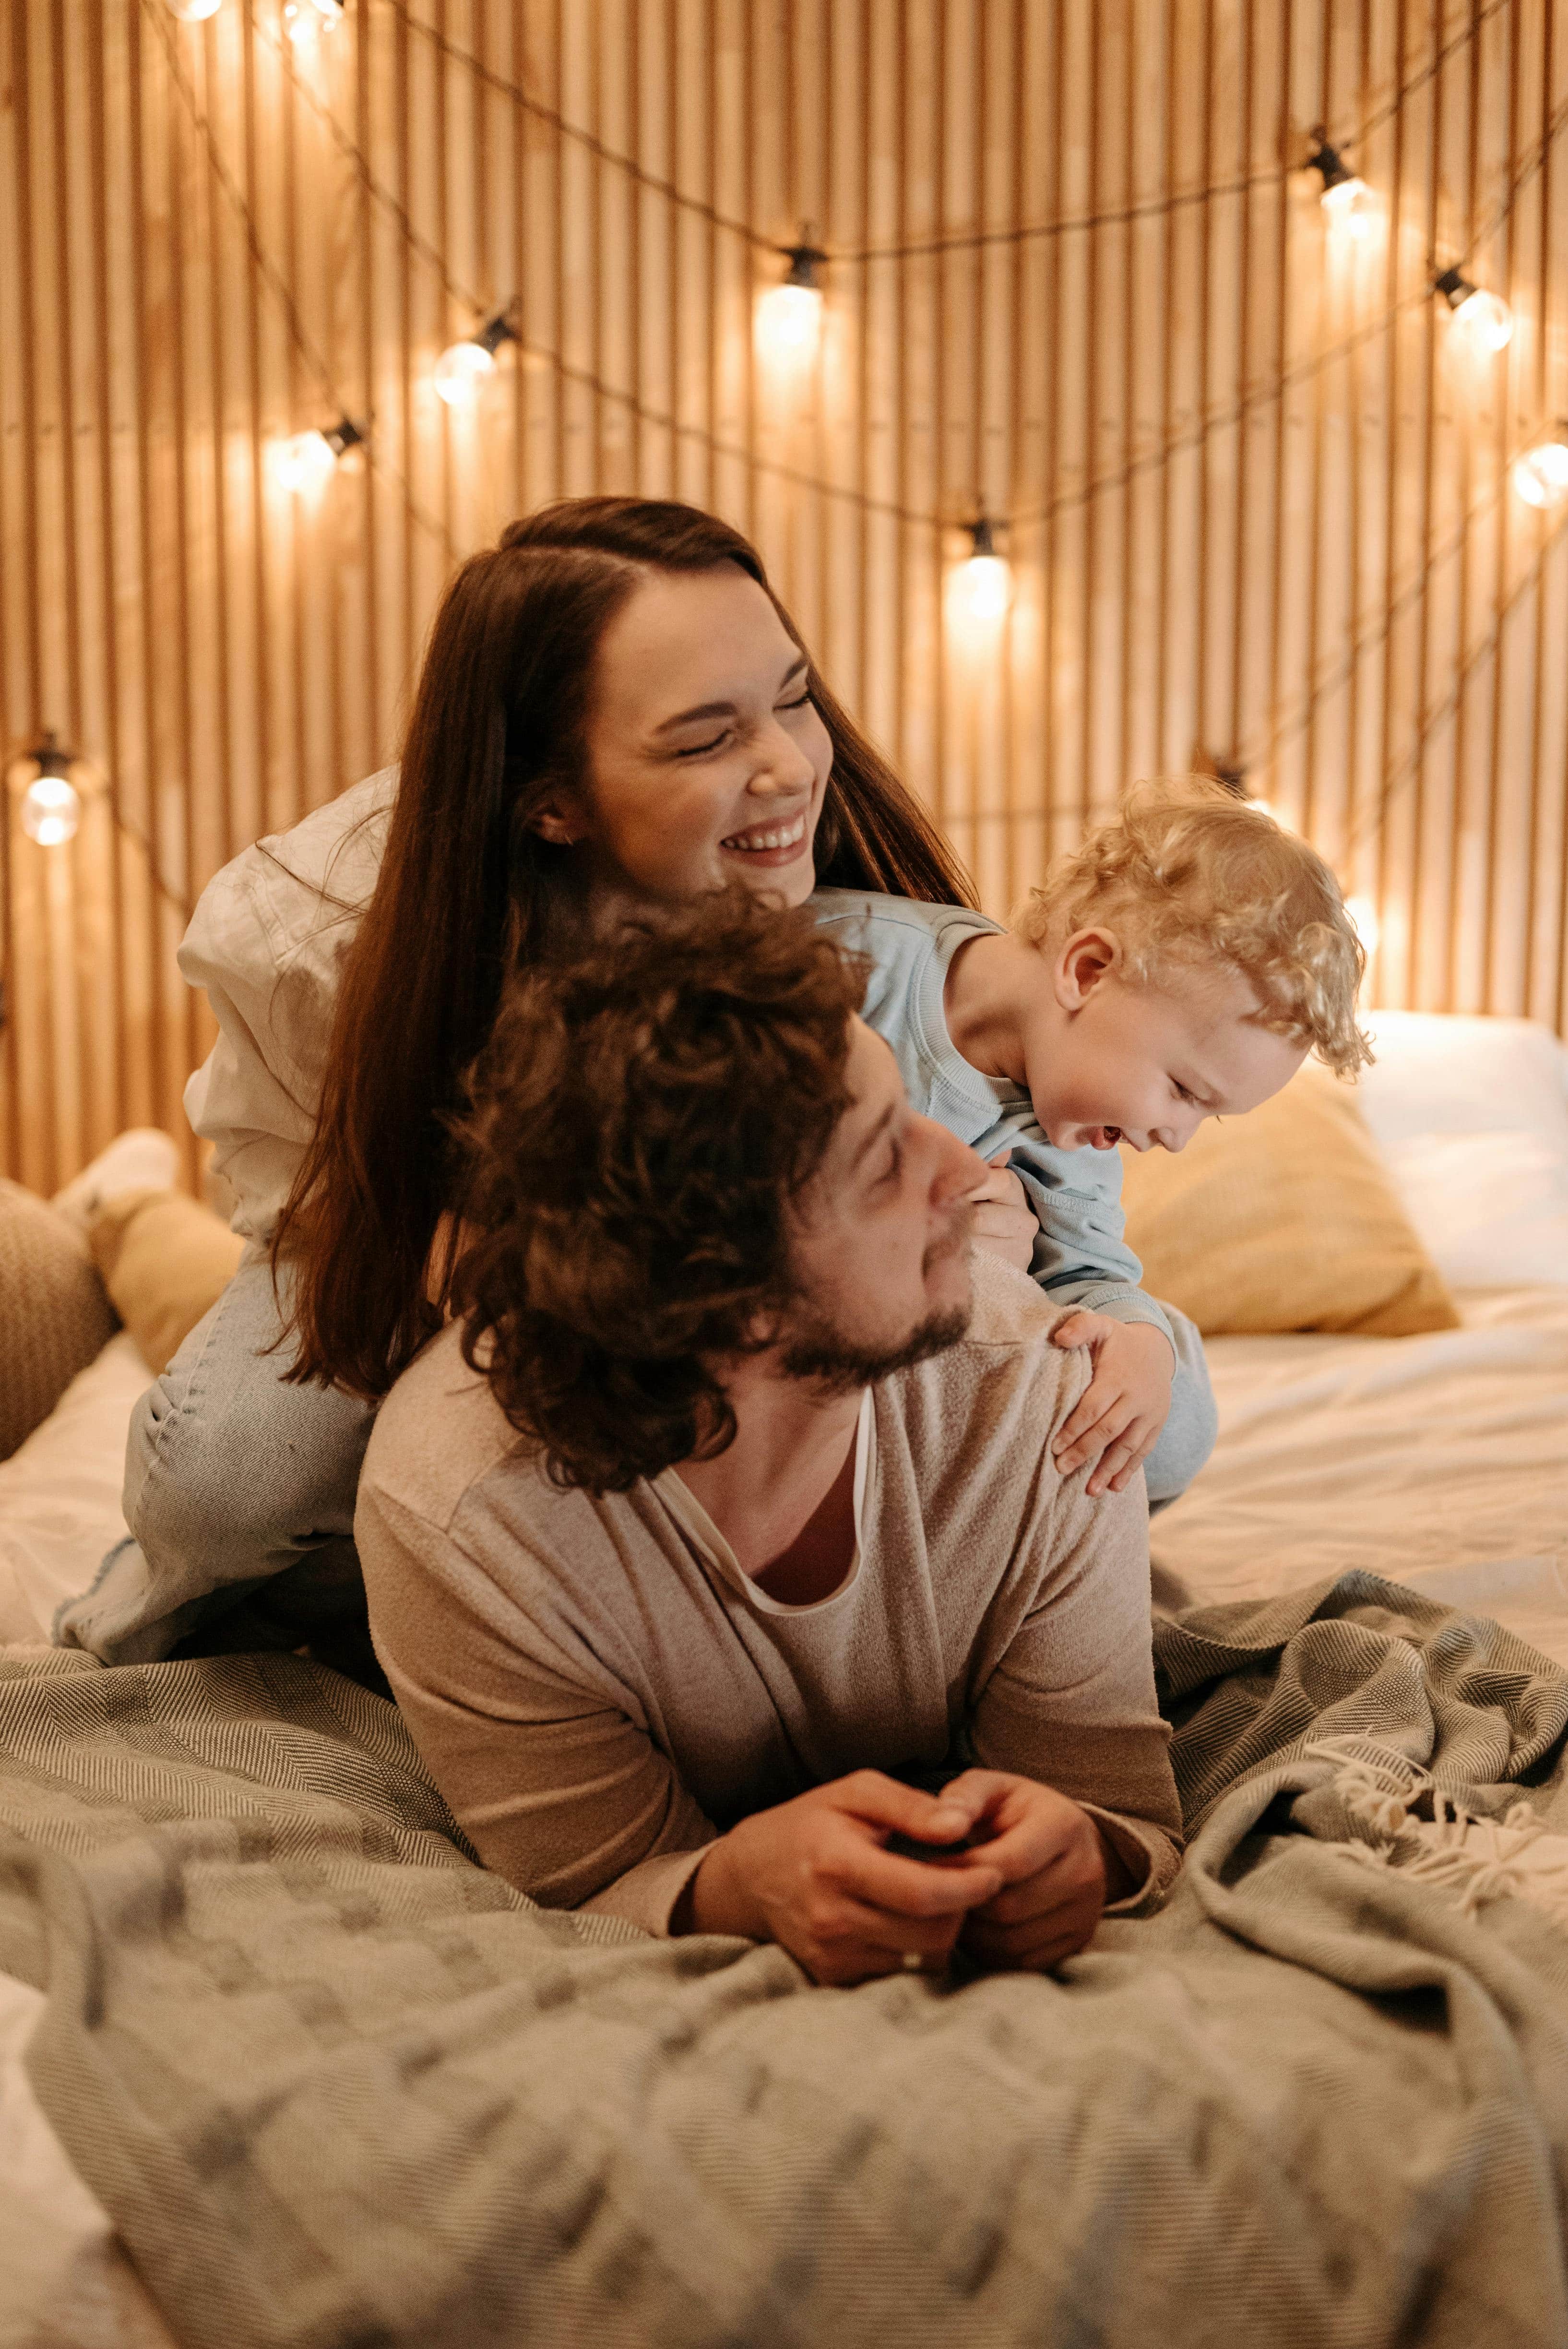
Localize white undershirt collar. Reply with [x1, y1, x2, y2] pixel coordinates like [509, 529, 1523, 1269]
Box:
[656, 1387, 876, 1617]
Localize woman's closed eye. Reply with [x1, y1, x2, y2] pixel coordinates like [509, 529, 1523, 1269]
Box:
[673, 690, 814, 760]
[1171, 1079, 1197, 1105]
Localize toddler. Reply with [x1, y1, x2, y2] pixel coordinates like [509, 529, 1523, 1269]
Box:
[812, 777, 1370, 1505]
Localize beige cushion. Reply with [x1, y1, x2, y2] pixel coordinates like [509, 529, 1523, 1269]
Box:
[0, 1180, 119, 1460]
[89, 1188, 246, 1375]
[1120, 1060, 1461, 1337]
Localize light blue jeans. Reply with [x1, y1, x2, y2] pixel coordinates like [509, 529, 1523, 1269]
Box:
[55, 1251, 1215, 1667]
[55, 1246, 377, 1666]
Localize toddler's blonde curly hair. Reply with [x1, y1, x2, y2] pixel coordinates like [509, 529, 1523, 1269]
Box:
[1015, 777, 1372, 1075]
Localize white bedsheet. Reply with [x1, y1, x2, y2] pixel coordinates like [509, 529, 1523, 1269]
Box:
[1154, 1285, 1568, 1664]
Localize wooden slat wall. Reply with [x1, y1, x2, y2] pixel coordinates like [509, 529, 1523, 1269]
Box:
[3, 0, 1566, 1193]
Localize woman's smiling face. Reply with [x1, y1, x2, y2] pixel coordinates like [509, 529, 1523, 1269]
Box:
[538, 562, 834, 913]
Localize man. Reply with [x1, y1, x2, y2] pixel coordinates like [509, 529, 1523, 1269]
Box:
[356, 894, 1182, 1986]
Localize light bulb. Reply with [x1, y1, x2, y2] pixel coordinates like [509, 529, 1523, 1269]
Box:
[949, 554, 1011, 627]
[946, 519, 1012, 642]
[1344, 894, 1381, 956]
[1512, 433, 1568, 512]
[755, 241, 826, 383]
[1450, 286, 1514, 353]
[1320, 175, 1378, 238]
[284, 0, 340, 40]
[168, 0, 223, 18]
[273, 430, 337, 494]
[21, 772, 81, 847]
[433, 340, 497, 408]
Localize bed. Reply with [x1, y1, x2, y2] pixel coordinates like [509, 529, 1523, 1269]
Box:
[2, 1009, 1566, 2349]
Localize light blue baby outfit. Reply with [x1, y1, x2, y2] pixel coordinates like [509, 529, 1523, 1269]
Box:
[810, 888, 1216, 1505]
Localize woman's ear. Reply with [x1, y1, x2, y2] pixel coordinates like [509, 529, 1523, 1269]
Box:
[526, 796, 584, 848]
[1054, 928, 1121, 1011]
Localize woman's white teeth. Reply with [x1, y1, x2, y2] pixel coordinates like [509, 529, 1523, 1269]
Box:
[723, 812, 807, 851]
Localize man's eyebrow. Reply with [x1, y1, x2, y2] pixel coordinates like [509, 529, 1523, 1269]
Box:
[848, 1099, 899, 1169]
[651, 654, 809, 737]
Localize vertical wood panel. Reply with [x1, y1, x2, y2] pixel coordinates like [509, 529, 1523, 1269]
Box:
[4, 0, 1568, 1192]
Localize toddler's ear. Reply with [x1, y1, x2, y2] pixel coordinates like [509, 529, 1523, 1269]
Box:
[1055, 928, 1122, 1010]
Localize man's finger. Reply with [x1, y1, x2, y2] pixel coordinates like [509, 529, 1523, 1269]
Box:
[831, 1839, 1004, 1919]
[832, 1769, 985, 1843]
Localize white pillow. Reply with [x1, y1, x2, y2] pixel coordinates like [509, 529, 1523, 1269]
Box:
[1357, 1012, 1568, 1287]
[0, 1330, 147, 1643]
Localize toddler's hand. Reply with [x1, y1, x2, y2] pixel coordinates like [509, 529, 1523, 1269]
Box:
[1048, 1313, 1174, 1495]
[967, 1150, 1035, 1274]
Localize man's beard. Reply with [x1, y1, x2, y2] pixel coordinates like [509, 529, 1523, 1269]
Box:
[777, 1215, 974, 1396]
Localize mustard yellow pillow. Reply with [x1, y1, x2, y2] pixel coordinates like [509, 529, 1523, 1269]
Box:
[1119, 1061, 1460, 1337]
[89, 1188, 246, 1374]
[0, 1180, 118, 1458]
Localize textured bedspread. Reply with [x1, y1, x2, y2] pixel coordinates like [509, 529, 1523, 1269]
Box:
[4, 1574, 1568, 2349]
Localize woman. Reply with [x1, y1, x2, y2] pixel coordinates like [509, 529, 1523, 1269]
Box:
[57, 497, 991, 1667]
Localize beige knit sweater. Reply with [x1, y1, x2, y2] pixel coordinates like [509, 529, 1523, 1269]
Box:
[356, 1252, 1183, 1937]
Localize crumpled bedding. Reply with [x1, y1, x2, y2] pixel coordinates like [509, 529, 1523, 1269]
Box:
[1155, 1286, 1568, 1657]
[3, 1572, 1568, 2349]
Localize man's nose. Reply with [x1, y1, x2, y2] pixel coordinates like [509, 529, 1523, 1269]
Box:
[931, 1125, 990, 1201]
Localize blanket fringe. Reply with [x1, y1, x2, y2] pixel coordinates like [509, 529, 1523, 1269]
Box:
[1303, 1738, 1568, 1933]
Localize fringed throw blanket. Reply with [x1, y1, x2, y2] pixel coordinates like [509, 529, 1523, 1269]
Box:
[4, 1569, 1568, 2349]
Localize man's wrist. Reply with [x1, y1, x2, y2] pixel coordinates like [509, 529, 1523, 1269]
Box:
[681, 1833, 758, 1940]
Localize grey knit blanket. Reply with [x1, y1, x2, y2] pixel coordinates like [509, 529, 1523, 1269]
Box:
[5, 1569, 1568, 2349]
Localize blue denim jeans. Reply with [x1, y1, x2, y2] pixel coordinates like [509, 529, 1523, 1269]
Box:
[55, 1246, 376, 1665]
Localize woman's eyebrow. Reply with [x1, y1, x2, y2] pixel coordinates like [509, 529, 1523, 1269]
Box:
[651, 655, 809, 737]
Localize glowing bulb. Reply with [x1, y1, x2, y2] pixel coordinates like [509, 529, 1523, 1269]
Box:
[946, 519, 1012, 642]
[168, 0, 222, 18]
[20, 772, 81, 847]
[1451, 287, 1514, 353]
[273, 430, 337, 493]
[755, 241, 826, 383]
[1320, 175, 1378, 237]
[1246, 798, 1295, 831]
[433, 341, 495, 407]
[1345, 894, 1381, 956]
[283, 0, 340, 40]
[1512, 432, 1568, 512]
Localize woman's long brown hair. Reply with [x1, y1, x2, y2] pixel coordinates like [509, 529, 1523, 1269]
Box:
[273, 495, 976, 1401]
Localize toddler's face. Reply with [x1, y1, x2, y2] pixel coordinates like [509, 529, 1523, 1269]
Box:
[1019, 945, 1307, 1155]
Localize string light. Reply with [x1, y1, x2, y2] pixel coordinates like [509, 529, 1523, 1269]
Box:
[167, 0, 222, 18]
[1512, 424, 1568, 512]
[13, 736, 83, 848]
[946, 517, 1012, 642]
[433, 310, 519, 408]
[272, 416, 365, 493]
[284, 0, 341, 37]
[1435, 265, 1514, 353]
[754, 238, 826, 380]
[1306, 134, 1378, 238]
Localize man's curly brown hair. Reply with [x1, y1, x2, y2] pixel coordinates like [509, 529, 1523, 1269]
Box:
[451, 892, 868, 1495]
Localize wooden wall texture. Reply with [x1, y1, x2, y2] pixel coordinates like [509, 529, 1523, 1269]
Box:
[3, 0, 1567, 1192]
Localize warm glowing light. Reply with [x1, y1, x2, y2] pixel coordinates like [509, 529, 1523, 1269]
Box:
[283, 0, 341, 40]
[1345, 894, 1381, 957]
[168, 0, 223, 18]
[1247, 798, 1295, 832]
[434, 341, 497, 407]
[273, 430, 337, 493]
[1320, 174, 1378, 238]
[1512, 431, 1568, 512]
[1450, 286, 1514, 353]
[755, 242, 826, 385]
[20, 772, 81, 848]
[945, 519, 1012, 642]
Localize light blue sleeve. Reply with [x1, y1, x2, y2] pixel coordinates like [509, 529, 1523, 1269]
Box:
[997, 1115, 1176, 1356]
